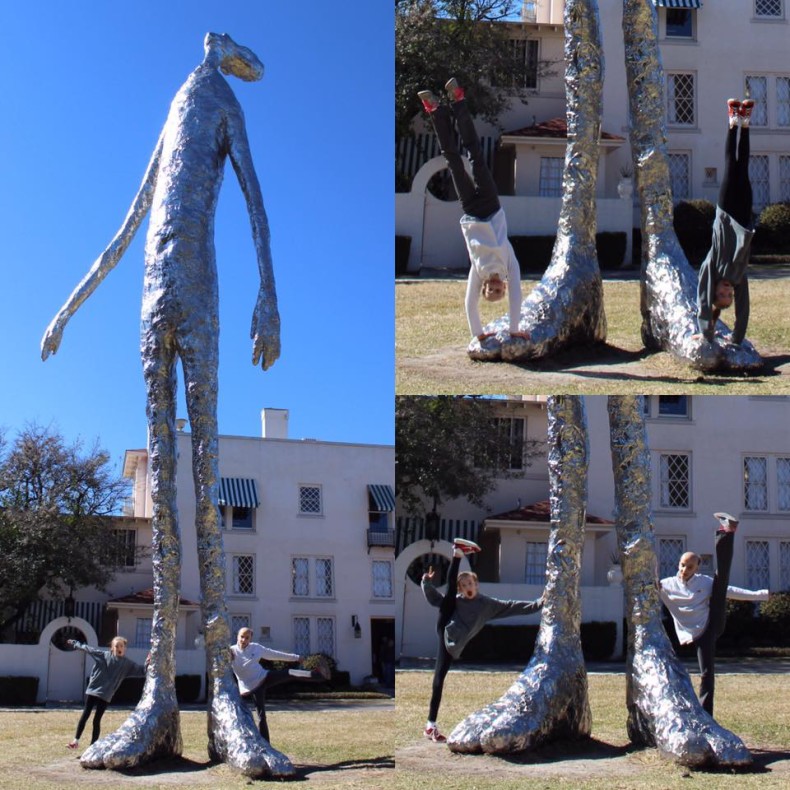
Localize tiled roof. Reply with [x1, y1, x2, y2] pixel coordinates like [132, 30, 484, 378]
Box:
[486, 499, 614, 525]
[503, 117, 624, 141]
[108, 588, 200, 607]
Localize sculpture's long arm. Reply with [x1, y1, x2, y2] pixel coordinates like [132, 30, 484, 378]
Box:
[41, 131, 164, 360]
[227, 110, 280, 370]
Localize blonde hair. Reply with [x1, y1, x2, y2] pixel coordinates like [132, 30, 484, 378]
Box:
[457, 570, 479, 589]
[481, 278, 506, 303]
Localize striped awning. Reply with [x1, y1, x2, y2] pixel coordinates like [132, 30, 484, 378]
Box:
[653, 0, 701, 8]
[218, 478, 259, 508]
[368, 484, 395, 512]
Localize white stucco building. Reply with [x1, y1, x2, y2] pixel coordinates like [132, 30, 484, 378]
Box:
[397, 1, 790, 271]
[3, 408, 395, 703]
[397, 395, 790, 660]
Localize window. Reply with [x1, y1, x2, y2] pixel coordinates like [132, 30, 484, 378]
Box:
[658, 538, 686, 581]
[746, 540, 770, 589]
[521, 1, 537, 22]
[658, 395, 688, 417]
[372, 560, 394, 598]
[293, 617, 310, 656]
[232, 554, 255, 595]
[495, 417, 526, 471]
[230, 614, 250, 637]
[666, 9, 693, 38]
[299, 485, 322, 515]
[745, 76, 768, 127]
[291, 556, 334, 598]
[744, 456, 768, 511]
[755, 0, 784, 18]
[668, 153, 690, 202]
[114, 529, 137, 569]
[777, 77, 790, 127]
[512, 39, 539, 90]
[667, 73, 695, 126]
[292, 616, 336, 657]
[134, 618, 152, 649]
[781, 541, 790, 590]
[539, 157, 564, 197]
[659, 453, 690, 509]
[317, 617, 335, 656]
[780, 156, 790, 202]
[750, 155, 770, 213]
[524, 541, 548, 584]
[779, 458, 790, 511]
[231, 506, 253, 530]
[368, 485, 394, 532]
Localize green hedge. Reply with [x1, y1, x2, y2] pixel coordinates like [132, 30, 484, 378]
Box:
[396, 236, 412, 276]
[509, 233, 627, 273]
[754, 203, 790, 253]
[113, 674, 202, 704]
[0, 676, 39, 706]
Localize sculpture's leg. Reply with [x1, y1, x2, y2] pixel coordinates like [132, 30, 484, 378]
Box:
[180, 333, 294, 779]
[470, 0, 606, 363]
[81, 333, 182, 769]
[607, 396, 752, 768]
[448, 395, 591, 753]
[623, 0, 763, 373]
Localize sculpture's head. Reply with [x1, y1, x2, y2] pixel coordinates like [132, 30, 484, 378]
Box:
[457, 570, 480, 600]
[204, 32, 263, 82]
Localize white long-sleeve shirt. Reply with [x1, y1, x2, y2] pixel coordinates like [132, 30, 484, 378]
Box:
[461, 208, 522, 337]
[659, 573, 769, 645]
[230, 642, 300, 694]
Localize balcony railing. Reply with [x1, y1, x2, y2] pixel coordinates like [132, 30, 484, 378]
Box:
[367, 529, 396, 549]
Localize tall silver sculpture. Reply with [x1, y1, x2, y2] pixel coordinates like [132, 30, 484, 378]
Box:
[607, 396, 752, 767]
[448, 395, 592, 752]
[41, 34, 292, 779]
[468, 0, 606, 362]
[623, 0, 763, 373]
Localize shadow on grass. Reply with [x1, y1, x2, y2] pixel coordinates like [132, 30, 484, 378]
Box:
[748, 748, 790, 772]
[490, 737, 629, 766]
[115, 756, 212, 776]
[294, 755, 394, 780]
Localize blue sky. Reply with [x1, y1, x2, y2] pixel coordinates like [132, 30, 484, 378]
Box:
[0, 1, 393, 475]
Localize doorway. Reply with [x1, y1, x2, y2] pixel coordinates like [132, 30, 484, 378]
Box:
[46, 625, 87, 703]
[370, 618, 395, 688]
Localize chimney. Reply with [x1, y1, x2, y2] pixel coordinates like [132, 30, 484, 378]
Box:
[261, 408, 289, 439]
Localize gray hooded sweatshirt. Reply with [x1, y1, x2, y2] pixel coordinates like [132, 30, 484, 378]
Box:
[72, 641, 147, 702]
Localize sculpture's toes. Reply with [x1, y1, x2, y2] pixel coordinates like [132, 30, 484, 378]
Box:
[500, 334, 533, 362]
[701, 723, 753, 768]
[447, 701, 503, 753]
[717, 336, 764, 372]
[467, 334, 503, 361]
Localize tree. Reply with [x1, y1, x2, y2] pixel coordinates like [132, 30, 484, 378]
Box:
[395, 396, 543, 517]
[396, 0, 556, 187]
[0, 426, 131, 637]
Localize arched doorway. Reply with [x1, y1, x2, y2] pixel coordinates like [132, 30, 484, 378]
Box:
[40, 616, 98, 703]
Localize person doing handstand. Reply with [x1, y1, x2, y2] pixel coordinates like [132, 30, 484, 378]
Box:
[696, 98, 756, 345]
[418, 79, 527, 344]
[659, 513, 769, 716]
[421, 538, 544, 742]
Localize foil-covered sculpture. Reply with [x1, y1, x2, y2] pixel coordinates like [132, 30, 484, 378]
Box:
[468, 0, 606, 362]
[607, 396, 752, 767]
[41, 34, 292, 779]
[448, 395, 592, 752]
[623, 0, 763, 373]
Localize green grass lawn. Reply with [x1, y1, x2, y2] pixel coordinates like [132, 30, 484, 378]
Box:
[396, 274, 790, 394]
[395, 670, 790, 790]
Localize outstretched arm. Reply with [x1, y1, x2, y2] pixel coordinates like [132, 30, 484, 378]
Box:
[41, 131, 163, 360]
[228, 109, 281, 371]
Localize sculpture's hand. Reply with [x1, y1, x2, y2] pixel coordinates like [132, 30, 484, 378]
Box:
[251, 291, 281, 371]
[41, 313, 67, 361]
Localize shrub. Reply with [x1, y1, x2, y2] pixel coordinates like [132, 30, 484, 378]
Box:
[673, 199, 715, 267]
[396, 235, 412, 276]
[755, 203, 790, 253]
[595, 232, 628, 269]
[0, 676, 39, 705]
[175, 674, 201, 703]
[757, 591, 790, 647]
[718, 599, 758, 651]
[510, 234, 627, 273]
[580, 621, 617, 661]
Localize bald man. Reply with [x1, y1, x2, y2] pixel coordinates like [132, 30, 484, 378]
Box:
[659, 513, 769, 715]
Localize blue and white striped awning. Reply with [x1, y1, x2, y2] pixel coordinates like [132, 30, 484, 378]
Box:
[653, 0, 701, 8]
[218, 478, 259, 508]
[368, 484, 396, 512]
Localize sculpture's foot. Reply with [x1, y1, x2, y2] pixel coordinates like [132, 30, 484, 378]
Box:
[468, 257, 606, 362]
[207, 677, 295, 778]
[447, 652, 591, 754]
[641, 246, 763, 373]
[80, 685, 181, 770]
[628, 636, 752, 768]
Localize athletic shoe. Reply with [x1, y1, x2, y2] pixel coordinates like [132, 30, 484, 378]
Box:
[740, 99, 755, 127]
[714, 512, 739, 532]
[67, 740, 79, 750]
[424, 725, 447, 742]
[453, 537, 481, 555]
[727, 98, 741, 129]
[445, 77, 465, 103]
[418, 90, 440, 113]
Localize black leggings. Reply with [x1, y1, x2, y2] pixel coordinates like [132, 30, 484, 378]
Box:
[427, 555, 461, 722]
[75, 693, 108, 744]
[719, 126, 752, 228]
[244, 668, 326, 743]
[429, 101, 500, 220]
[692, 529, 735, 715]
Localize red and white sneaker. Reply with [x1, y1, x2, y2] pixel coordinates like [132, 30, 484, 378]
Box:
[727, 98, 741, 129]
[417, 90, 440, 114]
[453, 537, 481, 555]
[714, 512, 739, 533]
[424, 725, 447, 742]
[445, 77, 465, 103]
[740, 99, 755, 128]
